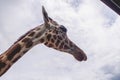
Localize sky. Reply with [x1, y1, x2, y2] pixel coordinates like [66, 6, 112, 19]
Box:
[0, 0, 120, 80]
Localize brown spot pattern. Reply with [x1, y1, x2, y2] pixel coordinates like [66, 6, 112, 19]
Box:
[0, 56, 3, 60]
[58, 36, 62, 40]
[40, 38, 45, 43]
[53, 30, 58, 34]
[26, 40, 33, 48]
[12, 55, 21, 63]
[47, 34, 51, 41]
[22, 50, 28, 54]
[44, 42, 48, 45]
[22, 38, 30, 43]
[48, 43, 54, 47]
[53, 35, 57, 40]
[0, 65, 11, 76]
[35, 32, 43, 38]
[28, 31, 35, 37]
[0, 62, 6, 69]
[7, 44, 21, 60]
[14, 28, 35, 44]
[51, 38, 55, 43]
[22, 38, 33, 48]
[59, 42, 64, 49]
[55, 40, 60, 47]
[65, 40, 68, 44]
[64, 45, 69, 49]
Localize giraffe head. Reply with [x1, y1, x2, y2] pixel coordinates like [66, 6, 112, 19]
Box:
[41, 6, 87, 61]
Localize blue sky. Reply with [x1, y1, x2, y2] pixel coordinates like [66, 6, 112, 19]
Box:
[0, 0, 120, 80]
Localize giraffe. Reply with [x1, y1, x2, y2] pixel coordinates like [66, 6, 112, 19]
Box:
[0, 6, 87, 77]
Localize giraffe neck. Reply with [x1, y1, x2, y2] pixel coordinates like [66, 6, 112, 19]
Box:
[0, 24, 46, 76]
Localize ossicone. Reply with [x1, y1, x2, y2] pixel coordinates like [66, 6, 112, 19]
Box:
[42, 6, 49, 23]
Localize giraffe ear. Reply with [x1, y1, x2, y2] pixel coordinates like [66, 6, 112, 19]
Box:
[42, 6, 49, 24]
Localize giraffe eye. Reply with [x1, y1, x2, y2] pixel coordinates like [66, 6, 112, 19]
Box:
[59, 25, 67, 33]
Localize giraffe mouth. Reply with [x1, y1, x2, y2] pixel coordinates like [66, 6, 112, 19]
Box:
[72, 50, 87, 61]
[67, 41, 87, 61]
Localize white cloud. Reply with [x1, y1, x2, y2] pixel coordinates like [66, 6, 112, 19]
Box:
[0, 0, 120, 80]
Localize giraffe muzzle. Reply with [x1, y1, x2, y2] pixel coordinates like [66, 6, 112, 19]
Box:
[70, 48, 87, 61]
[68, 42, 87, 61]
